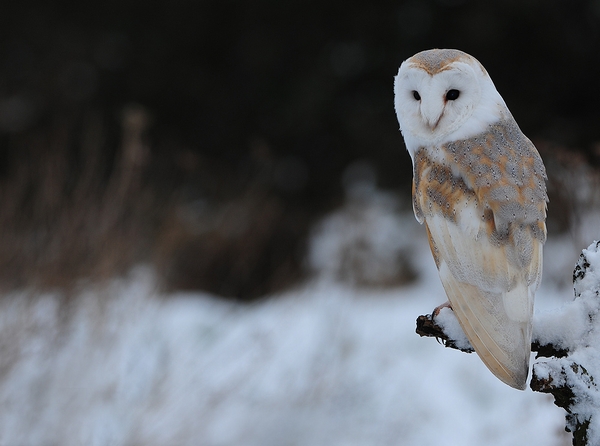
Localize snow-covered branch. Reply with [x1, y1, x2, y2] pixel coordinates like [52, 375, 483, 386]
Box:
[416, 240, 600, 446]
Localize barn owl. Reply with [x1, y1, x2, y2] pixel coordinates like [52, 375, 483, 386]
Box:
[394, 49, 547, 390]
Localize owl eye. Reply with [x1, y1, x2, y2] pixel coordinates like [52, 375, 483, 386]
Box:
[446, 89, 460, 101]
[412, 90, 421, 101]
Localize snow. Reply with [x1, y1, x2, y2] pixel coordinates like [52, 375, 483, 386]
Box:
[0, 191, 571, 446]
[435, 306, 473, 351]
[308, 179, 417, 287]
[532, 240, 600, 443]
[532, 293, 590, 350]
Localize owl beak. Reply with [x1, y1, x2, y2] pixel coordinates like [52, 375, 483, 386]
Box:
[426, 117, 441, 131]
[420, 101, 443, 131]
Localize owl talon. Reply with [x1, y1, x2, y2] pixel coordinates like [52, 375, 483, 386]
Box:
[432, 302, 452, 318]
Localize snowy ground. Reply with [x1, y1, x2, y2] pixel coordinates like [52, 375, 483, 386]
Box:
[0, 192, 575, 446]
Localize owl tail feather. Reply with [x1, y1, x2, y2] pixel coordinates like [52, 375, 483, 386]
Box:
[438, 263, 531, 390]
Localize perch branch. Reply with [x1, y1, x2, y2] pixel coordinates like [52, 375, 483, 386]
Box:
[415, 313, 473, 353]
[416, 312, 569, 357]
[415, 240, 600, 446]
[416, 310, 589, 445]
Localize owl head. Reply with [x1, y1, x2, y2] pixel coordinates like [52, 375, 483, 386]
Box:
[394, 49, 507, 157]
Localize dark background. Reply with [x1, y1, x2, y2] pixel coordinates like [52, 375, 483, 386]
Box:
[0, 0, 598, 298]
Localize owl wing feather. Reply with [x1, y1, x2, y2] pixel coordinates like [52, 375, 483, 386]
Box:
[425, 212, 539, 389]
[413, 120, 547, 390]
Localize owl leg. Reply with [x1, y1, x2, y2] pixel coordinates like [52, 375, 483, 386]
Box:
[432, 301, 452, 317]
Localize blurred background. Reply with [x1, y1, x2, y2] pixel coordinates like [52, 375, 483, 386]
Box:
[0, 0, 598, 444]
[1, 0, 600, 296]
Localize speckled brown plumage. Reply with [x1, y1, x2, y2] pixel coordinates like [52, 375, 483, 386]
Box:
[413, 118, 547, 273]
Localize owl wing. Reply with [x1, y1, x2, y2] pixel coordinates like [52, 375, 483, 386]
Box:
[425, 214, 542, 389]
[413, 121, 547, 390]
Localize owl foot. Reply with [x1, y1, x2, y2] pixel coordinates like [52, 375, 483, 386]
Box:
[432, 301, 452, 318]
[416, 305, 474, 353]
